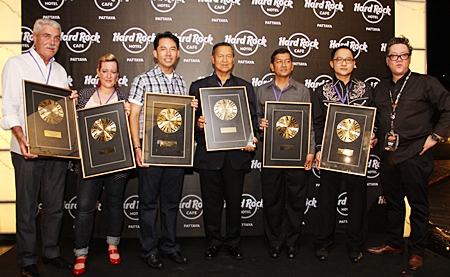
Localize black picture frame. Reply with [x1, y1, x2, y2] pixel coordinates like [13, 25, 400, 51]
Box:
[77, 101, 135, 178]
[142, 93, 195, 166]
[199, 86, 254, 151]
[263, 101, 311, 168]
[320, 103, 376, 176]
[23, 80, 79, 158]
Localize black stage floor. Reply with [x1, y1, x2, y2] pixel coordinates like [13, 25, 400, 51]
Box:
[1, 233, 450, 277]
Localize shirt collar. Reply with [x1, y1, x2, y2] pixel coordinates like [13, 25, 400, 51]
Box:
[30, 47, 55, 64]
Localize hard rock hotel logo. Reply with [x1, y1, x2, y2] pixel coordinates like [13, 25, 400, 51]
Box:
[251, 0, 294, 17]
[61, 26, 101, 54]
[112, 27, 155, 54]
[252, 73, 275, 88]
[329, 36, 369, 59]
[224, 30, 267, 56]
[150, 0, 185, 13]
[364, 76, 380, 89]
[366, 154, 380, 179]
[304, 197, 318, 215]
[123, 195, 139, 221]
[278, 33, 319, 59]
[94, 0, 121, 12]
[304, 0, 344, 21]
[241, 193, 263, 220]
[21, 26, 34, 53]
[63, 196, 102, 219]
[84, 74, 129, 88]
[38, 0, 64, 11]
[178, 29, 214, 55]
[354, 0, 392, 24]
[199, 0, 241, 14]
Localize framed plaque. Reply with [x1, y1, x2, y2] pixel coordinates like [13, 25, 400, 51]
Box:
[320, 103, 376, 176]
[263, 101, 311, 168]
[199, 86, 254, 151]
[23, 80, 79, 158]
[77, 101, 135, 178]
[142, 93, 195, 166]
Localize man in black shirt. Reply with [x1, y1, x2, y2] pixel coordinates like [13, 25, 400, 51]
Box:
[366, 36, 450, 271]
[312, 46, 373, 263]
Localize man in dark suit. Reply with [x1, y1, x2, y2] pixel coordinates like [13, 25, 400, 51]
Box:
[189, 42, 258, 260]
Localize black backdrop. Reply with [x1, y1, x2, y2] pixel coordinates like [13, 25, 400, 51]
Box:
[24, 0, 394, 238]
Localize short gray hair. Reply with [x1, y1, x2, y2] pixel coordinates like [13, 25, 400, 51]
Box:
[33, 18, 61, 35]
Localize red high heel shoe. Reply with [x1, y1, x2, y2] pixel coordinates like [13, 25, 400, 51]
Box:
[108, 248, 121, 265]
[73, 256, 87, 275]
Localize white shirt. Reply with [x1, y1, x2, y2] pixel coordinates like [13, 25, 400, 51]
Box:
[0, 48, 69, 154]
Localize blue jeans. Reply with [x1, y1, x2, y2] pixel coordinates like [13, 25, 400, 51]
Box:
[138, 166, 184, 258]
[73, 173, 127, 257]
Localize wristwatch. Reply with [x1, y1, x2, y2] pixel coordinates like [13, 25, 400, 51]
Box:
[431, 133, 445, 143]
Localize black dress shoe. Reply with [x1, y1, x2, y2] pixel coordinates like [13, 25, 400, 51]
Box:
[269, 246, 281, 258]
[145, 254, 164, 269]
[315, 248, 328, 261]
[21, 264, 40, 277]
[205, 245, 220, 260]
[42, 256, 73, 270]
[349, 251, 363, 263]
[162, 251, 188, 264]
[228, 246, 243, 260]
[286, 246, 298, 259]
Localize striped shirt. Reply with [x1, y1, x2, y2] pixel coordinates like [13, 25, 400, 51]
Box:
[128, 64, 187, 138]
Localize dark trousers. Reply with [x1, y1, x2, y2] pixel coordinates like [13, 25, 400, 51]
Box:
[199, 154, 246, 247]
[380, 151, 432, 255]
[74, 173, 127, 251]
[138, 166, 184, 258]
[314, 170, 368, 252]
[11, 152, 68, 267]
[261, 168, 309, 248]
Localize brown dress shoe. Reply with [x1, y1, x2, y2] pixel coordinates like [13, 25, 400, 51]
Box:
[409, 254, 423, 271]
[366, 244, 403, 255]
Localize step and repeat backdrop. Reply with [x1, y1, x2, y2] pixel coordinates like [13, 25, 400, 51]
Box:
[23, 0, 394, 238]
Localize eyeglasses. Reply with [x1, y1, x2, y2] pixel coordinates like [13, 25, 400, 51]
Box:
[333, 57, 354, 64]
[387, 53, 410, 61]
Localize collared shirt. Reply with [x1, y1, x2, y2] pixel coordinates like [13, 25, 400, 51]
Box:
[312, 77, 373, 151]
[0, 48, 68, 154]
[128, 64, 187, 138]
[374, 70, 450, 163]
[256, 78, 316, 154]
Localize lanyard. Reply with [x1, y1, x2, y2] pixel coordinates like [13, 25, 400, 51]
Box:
[334, 81, 352, 104]
[272, 77, 291, 102]
[29, 52, 52, 84]
[96, 88, 116, 105]
[388, 71, 411, 133]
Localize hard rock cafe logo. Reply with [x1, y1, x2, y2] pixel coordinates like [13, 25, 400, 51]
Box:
[38, 0, 65, 11]
[63, 196, 102, 219]
[251, 0, 294, 17]
[241, 193, 263, 219]
[21, 26, 34, 53]
[304, 0, 344, 21]
[278, 33, 319, 59]
[94, 0, 121, 12]
[304, 197, 318, 215]
[224, 30, 267, 56]
[366, 154, 380, 179]
[336, 192, 348, 217]
[179, 29, 214, 55]
[304, 74, 333, 91]
[199, 0, 240, 15]
[311, 159, 321, 178]
[123, 195, 139, 221]
[329, 36, 368, 59]
[364, 76, 380, 89]
[354, 0, 392, 24]
[112, 27, 155, 54]
[61, 26, 101, 54]
[84, 74, 129, 88]
[150, 0, 185, 13]
[252, 72, 274, 87]
[250, 159, 262, 171]
[179, 194, 203, 220]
